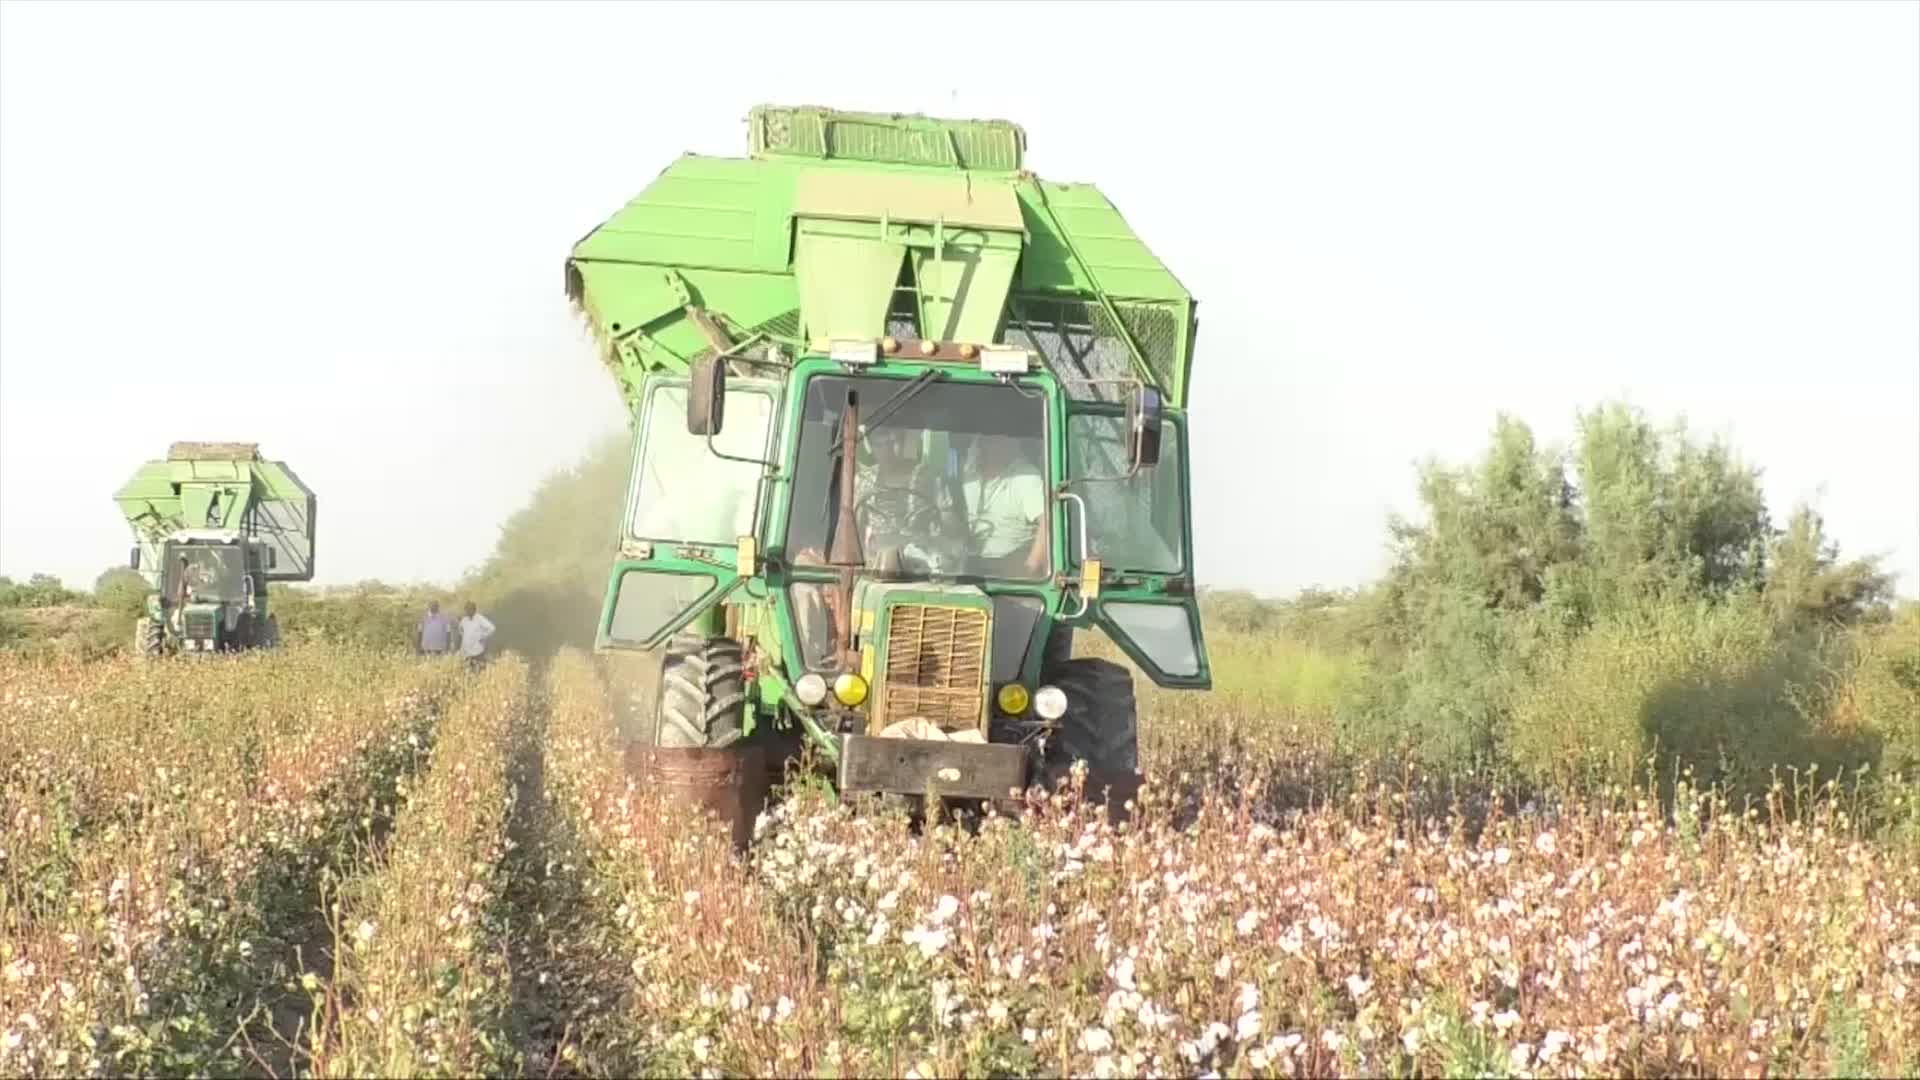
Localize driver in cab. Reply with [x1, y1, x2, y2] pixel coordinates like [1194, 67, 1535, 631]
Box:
[180, 553, 218, 598]
[854, 426, 942, 574]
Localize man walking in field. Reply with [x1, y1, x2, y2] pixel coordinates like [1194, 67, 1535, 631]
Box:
[417, 600, 453, 655]
[457, 601, 495, 671]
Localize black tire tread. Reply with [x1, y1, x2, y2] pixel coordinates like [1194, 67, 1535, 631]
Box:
[1043, 656, 1138, 776]
[136, 617, 165, 659]
[656, 633, 747, 750]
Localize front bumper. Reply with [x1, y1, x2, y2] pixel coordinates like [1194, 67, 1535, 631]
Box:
[837, 735, 1030, 801]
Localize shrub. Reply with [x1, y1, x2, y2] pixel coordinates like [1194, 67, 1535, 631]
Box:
[271, 583, 451, 651]
[1821, 603, 1920, 786]
[0, 573, 83, 608]
[92, 566, 149, 617]
[1503, 597, 1871, 800]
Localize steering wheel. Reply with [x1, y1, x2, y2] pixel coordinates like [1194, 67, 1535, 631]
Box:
[854, 483, 949, 541]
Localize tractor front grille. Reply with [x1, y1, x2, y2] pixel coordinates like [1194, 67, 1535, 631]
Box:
[881, 604, 990, 733]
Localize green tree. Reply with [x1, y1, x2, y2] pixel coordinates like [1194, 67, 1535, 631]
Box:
[1359, 400, 1885, 776]
[1762, 504, 1894, 627]
[93, 566, 149, 616]
[1357, 416, 1581, 768]
[462, 433, 629, 657]
[1384, 414, 1582, 623]
[1201, 588, 1276, 635]
[1565, 404, 1770, 621]
[0, 573, 82, 608]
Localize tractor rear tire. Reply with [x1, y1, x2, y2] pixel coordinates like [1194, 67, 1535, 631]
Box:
[259, 615, 280, 650]
[655, 633, 747, 750]
[134, 617, 165, 659]
[1038, 657, 1139, 792]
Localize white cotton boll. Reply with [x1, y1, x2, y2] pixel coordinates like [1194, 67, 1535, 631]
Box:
[1236, 983, 1260, 1014]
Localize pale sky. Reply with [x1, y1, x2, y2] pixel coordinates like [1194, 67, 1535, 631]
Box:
[2, 1, 1915, 598]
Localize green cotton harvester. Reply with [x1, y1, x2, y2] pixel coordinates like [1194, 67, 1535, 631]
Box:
[113, 442, 316, 656]
[567, 105, 1206, 833]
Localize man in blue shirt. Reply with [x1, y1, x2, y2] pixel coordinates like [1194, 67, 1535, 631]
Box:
[417, 600, 453, 655]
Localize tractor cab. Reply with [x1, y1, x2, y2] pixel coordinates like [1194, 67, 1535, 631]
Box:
[152, 537, 269, 653]
[166, 540, 248, 605]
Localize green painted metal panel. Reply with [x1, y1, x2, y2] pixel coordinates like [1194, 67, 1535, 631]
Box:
[568, 262, 690, 358]
[912, 244, 1021, 344]
[584, 269, 802, 411]
[566, 108, 1201, 407]
[793, 168, 1024, 231]
[572, 156, 796, 274]
[1014, 181, 1188, 302]
[794, 223, 905, 344]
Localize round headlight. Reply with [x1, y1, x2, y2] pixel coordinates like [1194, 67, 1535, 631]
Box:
[1033, 685, 1068, 721]
[832, 672, 869, 707]
[795, 672, 829, 706]
[995, 683, 1031, 716]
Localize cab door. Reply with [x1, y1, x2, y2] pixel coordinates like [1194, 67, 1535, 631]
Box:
[596, 374, 783, 651]
[1062, 407, 1211, 689]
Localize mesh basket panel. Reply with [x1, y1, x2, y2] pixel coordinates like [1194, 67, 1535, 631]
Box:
[1004, 295, 1135, 403]
[759, 111, 827, 157]
[755, 108, 1021, 171]
[828, 121, 953, 168]
[747, 308, 802, 343]
[1112, 302, 1182, 393]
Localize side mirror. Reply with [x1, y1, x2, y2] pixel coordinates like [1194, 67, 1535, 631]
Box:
[264, 546, 277, 570]
[129, 546, 141, 571]
[1126, 385, 1163, 469]
[688, 355, 726, 436]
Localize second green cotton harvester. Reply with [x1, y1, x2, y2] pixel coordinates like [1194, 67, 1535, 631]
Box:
[113, 442, 316, 656]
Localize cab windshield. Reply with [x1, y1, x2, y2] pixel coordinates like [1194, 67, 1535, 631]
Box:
[164, 543, 246, 602]
[785, 374, 1050, 582]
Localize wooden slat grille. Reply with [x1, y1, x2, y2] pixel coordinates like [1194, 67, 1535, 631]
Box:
[880, 604, 990, 733]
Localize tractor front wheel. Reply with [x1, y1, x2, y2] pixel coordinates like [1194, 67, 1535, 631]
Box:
[654, 633, 747, 750]
[1038, 656, 1140, 810]
[624, 633, 768, 851]
[134, 617, 165, 659]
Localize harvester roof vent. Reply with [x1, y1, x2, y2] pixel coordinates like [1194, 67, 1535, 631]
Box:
[168, 441, 262, 461]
